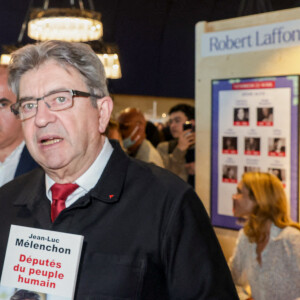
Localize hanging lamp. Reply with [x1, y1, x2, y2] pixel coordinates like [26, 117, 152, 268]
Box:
[28, 0, 102, 42]
[1, 0, 122, 79]
[88, 40, 122, 79]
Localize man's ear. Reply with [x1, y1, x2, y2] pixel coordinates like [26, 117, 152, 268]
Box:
[96, 96, 114, 134]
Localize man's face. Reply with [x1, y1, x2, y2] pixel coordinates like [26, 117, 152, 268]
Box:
[237, 108, 244, 120]
[119, 117, 139, 139]
[119, 115, 144, 140]
[262, 107, 270, 117]
[0, 67, 23, 152]
[168, 111, 188, 138]
[118, 112, 145, 150]
[19, 60, 112, 181]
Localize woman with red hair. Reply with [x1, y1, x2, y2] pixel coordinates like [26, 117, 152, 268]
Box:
[229, 172, 300, 300]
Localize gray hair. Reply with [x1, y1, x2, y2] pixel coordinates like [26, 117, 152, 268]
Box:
[8, 40, 109, 106]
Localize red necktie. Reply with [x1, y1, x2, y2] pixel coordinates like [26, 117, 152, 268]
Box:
[51, 183, 79, 222]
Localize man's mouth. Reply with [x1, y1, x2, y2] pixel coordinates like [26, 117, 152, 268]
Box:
[41, 138, 62, 146]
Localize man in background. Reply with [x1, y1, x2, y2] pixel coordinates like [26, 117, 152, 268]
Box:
[0, 41, 238, 299]
[105, 118, 124, 149]
[118, 107, 164, 167]
[0, 66, 37, 187]
[157, 104, 195, 187]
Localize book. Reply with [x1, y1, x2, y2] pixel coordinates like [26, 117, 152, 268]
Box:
[0, 225, 84, 300]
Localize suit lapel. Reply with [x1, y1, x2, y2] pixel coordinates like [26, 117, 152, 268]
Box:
[13, 168, 52, 229]
[14, 145, 38, 178]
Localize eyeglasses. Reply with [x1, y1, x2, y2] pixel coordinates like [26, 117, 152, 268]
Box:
[11, 89, 103, 121]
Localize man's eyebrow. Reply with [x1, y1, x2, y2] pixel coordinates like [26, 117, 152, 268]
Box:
[18, 88, 70, 102]
[18, 96, 34, 103]
[0, 97, 12, 103]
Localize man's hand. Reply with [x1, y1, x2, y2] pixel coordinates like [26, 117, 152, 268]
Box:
[177, 129, 195, 152]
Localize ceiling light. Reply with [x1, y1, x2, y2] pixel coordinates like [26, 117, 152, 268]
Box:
[97, 53, 121, 79]
[1, 1, 122, 79]
[28, 8, 102, 42]
[0, 54, 11, 65]
[88, 41, 122, 79]
[0, 45, 20, 65]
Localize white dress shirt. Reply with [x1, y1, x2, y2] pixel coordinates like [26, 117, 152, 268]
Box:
[0, 141, 25, 187]
[46, 138, 113, 207]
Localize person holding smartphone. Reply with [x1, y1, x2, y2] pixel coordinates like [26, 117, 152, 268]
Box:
[157, 104, 195, 187]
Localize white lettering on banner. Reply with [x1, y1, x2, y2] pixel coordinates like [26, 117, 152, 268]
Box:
[201, 19, 300, 57]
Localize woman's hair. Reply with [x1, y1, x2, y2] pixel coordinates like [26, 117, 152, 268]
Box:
[242, 172, 300, 243]
[8, 40, 109, 106]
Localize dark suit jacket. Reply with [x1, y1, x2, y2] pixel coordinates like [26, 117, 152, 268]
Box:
[14, 145, 39, 178]
[0, 141, 238, 299]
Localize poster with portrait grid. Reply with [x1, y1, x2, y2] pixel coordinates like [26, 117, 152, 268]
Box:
[211, 76, 299, 230]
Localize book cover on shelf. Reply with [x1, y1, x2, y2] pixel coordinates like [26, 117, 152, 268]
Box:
[0, 225, 84, 300]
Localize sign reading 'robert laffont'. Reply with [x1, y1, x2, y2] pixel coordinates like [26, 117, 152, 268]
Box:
[201, 19, 300, 57]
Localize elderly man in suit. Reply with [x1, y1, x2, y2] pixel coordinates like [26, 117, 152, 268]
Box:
[0, 40, 238, 299]
[0, 66, 37, 187]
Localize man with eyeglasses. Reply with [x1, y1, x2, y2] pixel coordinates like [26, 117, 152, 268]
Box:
[0, 40, 238, 299]
[0, 65, 38, 187]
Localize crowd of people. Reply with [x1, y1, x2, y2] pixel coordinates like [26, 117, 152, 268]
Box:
[107, 103, 196, 188]
[0, 40, 238, 299]
[0, 40, 299, 300]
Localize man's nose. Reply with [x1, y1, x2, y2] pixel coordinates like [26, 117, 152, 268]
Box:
[34, 100, 56, 127]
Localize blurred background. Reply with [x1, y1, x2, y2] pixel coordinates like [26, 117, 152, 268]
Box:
[1, 0, 300, 101]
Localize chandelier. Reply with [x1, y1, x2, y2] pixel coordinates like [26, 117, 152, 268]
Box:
[0, 45, 19, 65]
[0, 54, 11, 65]
[88, 41, 122, 79]
[0, 0, 122, 79]
[98, 53, 121, 79]
[28, 7, 102, 42]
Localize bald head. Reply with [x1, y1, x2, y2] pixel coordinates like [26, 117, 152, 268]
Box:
[118, 108, 146, 126]
[117, 107, 146, 152]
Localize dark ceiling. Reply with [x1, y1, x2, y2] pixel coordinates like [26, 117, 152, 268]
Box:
[0, 0, 300, 98]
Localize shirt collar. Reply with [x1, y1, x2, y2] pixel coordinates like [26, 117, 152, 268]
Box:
[45, 137, 113, 198]
[13, 140, 129, 213]
[1, 141, 25, 164]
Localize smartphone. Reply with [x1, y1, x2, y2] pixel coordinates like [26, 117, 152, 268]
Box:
[183, 121, 194, 131]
